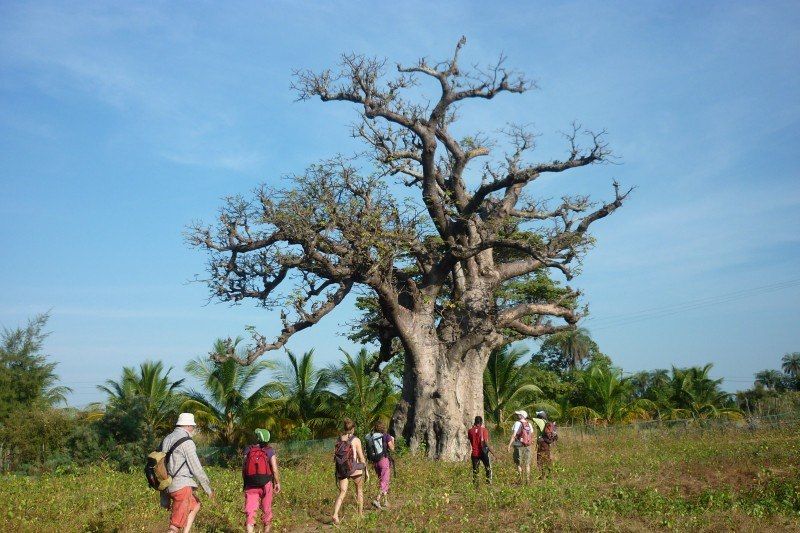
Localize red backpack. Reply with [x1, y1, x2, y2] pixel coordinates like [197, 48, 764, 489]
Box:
[334, 436, 355, 479]
[243, 445, 274, 487]
[516, 420, 533, 446]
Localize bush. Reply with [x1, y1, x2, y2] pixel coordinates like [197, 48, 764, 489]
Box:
[0, 406, 77, 473]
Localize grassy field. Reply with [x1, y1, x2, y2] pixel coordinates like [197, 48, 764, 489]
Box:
[1, 425, 798, 532]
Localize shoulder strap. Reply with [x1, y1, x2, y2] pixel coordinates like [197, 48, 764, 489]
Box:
[166, 436, 192, 461]
[165, 436, 192, 476]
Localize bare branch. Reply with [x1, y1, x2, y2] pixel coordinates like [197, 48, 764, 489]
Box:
[576, 180, 634, 234]
[464, 128, 611, 217]
[505, 319, 576, 337]
[498, 301, 579, 326]
[212, 279, 354, 365]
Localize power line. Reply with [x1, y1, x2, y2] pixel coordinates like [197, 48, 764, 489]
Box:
[584, 278, 800, 331]
[585, 278, 800, 323]
[587, 278, 800, 325]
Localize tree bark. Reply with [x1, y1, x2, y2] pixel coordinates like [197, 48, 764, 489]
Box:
[390, 332, 491, 461]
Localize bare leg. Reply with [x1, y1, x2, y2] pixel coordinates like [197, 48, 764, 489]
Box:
[246, 525, 255, 533]
[353, 474, 364, 517]
[183, 502, 200, 533]
[525, 460, 530, 484]
[332, 477, 349, 524]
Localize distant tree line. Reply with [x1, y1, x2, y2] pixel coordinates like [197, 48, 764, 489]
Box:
[1, 314, 797, 473]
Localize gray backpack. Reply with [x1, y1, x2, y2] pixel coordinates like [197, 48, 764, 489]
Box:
[364, 432, 386, 462]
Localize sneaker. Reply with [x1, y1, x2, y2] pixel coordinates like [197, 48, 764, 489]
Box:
[372, 499, 382, 510]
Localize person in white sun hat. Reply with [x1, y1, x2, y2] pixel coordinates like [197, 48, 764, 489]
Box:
[507, 409, 534, 484]
[160, 413, 214, 532]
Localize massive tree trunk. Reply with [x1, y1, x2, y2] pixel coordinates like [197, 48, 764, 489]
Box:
[390, 301, 496, 461]
[391, 346, 488, 461]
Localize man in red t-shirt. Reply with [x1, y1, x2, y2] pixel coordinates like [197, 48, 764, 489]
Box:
[467, 416, 492, 484]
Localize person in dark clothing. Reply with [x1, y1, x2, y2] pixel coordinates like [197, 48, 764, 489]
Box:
[467, 416, 492, 484]
[536, 412, 558, 479]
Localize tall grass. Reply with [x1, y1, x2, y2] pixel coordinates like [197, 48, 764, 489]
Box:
[1, 425, 798, 532]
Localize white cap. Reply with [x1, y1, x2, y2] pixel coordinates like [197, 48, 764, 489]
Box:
[514, 410, 528, 419]
[176, 413, 196, 426]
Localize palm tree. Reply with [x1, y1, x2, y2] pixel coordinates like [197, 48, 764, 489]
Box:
[667, 365, 742, 420]
[98, 360, 184, 439]
[483, 345, 542, 430]
[325, 348, 398, 432]
[781, 352, 800, 379]
[550, 327, 594, 370]
[569, 365, 655, 424]
[182, 338, 279, 449]
[754, 369, 786, 392]
[273, 349, 337, 438]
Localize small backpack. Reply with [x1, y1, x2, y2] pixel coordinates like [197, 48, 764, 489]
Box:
[243, 445, 274, 487]
[516, 420, 533, 446]
[334, 435, 355, 478]
[364, 432, 385, 463]
[145, 436, 191, 491]
[540, 421, 558, 445]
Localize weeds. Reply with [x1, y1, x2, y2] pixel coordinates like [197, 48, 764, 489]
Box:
[0, 426, 798, 531]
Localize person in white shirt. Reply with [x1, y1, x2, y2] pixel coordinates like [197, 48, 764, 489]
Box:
[507, 410, 534, 484]
[160, 413, 214, 533]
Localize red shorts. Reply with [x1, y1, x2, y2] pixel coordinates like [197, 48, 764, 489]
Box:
[168, 487, 200, 529]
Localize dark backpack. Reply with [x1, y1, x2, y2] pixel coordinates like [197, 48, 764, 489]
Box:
[334, 435, 355, 478]
[145, 436, 191, 491]
[479, 428, 490, 457]
[539, 422, 558, 445]
[243, 445, 274, 487]
[364, 432, 386, 463]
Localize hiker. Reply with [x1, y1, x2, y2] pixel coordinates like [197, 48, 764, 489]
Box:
[467, 415, 492, 484]
[160, 413, 214, 533]
[536, 411, 558, 479]
[332, 418, 370, 525]
[507, 409, 534, 484]
[365, 420, 395, 509]
[243, 428, 281, 533]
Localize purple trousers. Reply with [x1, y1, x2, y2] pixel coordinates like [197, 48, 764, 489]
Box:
[373, 456, 391, 493]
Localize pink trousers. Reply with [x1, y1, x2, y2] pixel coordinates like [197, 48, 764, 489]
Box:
[243, 483, 274, 525]
[373, 456, 391, 493]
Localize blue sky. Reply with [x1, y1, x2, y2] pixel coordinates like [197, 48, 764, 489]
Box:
[1, 1, 798, 405]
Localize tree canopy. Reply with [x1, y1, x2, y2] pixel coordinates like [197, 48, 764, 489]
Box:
[0, 313, 70, 421]
[189, 38, 631, 459]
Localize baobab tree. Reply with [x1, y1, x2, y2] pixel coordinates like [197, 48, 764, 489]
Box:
[189, 38, 631, 460]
